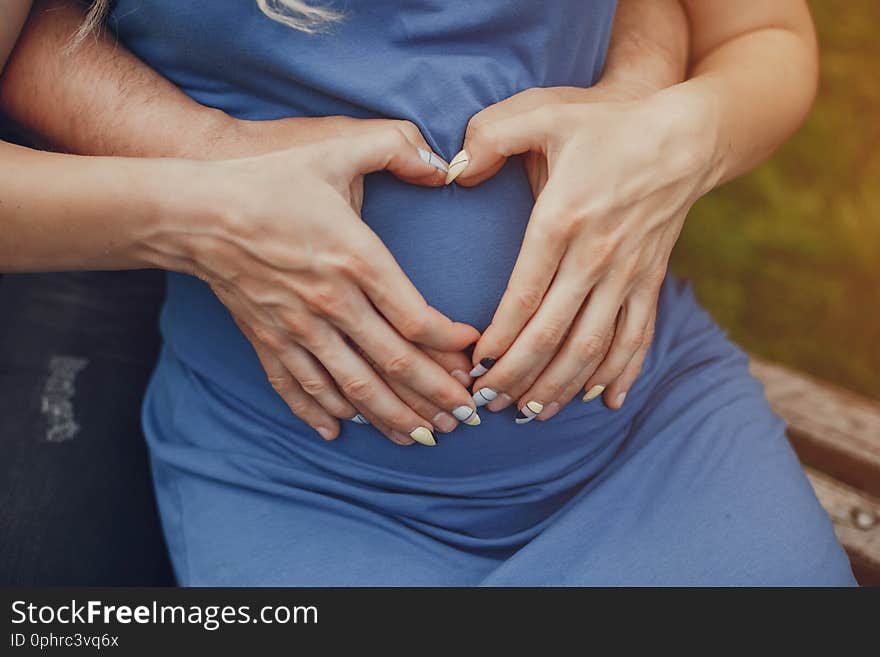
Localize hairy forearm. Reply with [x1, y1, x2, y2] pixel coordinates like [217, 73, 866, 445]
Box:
[0, 0, 232, 158]
[0, 1, 32, 73]
[670, 0, 819, 187]
[598, 0, 690, 97]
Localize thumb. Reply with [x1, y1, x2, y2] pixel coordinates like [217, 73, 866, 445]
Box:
[335, 122, 449, 186]
[449, 94, 555, 187]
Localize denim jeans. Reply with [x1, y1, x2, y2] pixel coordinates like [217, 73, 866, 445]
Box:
[0, 270, 174, 585]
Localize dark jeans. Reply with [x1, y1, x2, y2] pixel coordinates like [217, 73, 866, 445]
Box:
[0, 270, 174, 585]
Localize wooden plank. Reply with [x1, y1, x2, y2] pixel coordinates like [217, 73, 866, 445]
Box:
[805, 466, 880, 586]
[751, 358, 880, 497]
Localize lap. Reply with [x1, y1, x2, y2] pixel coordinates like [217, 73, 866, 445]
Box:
[482, 349, 855, 585]
[148, 279, 855, 586]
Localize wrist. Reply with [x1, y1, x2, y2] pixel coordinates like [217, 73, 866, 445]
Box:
[643, 82, 725, 195]
[132, 158, 221, 273]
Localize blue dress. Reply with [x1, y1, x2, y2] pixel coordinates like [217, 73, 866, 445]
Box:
[112, 0, 855, 585]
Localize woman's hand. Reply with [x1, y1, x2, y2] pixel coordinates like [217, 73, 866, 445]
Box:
[450, 86, 719, 421]
[149, 119, 482, 445]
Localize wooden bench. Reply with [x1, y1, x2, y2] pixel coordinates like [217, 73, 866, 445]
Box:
[750, 358, 880, 585]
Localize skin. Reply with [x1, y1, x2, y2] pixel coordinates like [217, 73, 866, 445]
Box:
[0, 1, 481, 447]
[0, 0, 698, 441]
[456, 0, 819, 422]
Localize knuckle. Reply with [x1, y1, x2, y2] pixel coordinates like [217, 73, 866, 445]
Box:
[298, 376, 329, 397]
[327, 250, 368, 279]
[398, 313, 431, 342]
[641, 267, 667, 291]
[266, 373, 293, 395]
[574, 333, 607, 362]
[287, 398, 314, 419]
[386, 126, 410, 151]
[624, 331, 646, 353]
[251, 324, 280, 349]
[306, 286, 348, 320]
[388, 411, 415, 431]
[394, 120, 420, 142]
[466, 116, 495, 148]
[533, 322, 567, 352]
[535, 378, 566, 402]
[510, 286, 543, 315]
[382, 353, 415, 378]
[341, 378, 373, 402]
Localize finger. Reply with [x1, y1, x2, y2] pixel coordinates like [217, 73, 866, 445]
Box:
[358, 412, 416, 446]
[331, 123, 448, 186]
[273, 342, 359, 420]
[419, 346, 475, 388]
[244, 329, 341, 440]
[596, 295, 658, 410]
[472, 244, 590, 412]
[451, 93, 555, 186]
[356, 347, 468, 434]
[469, 189, 568, 373]
[335, 290, 480, 428]
[303, 325, 440, 446]
[515, 278, 624, 422]
[347, 222, 481, 352]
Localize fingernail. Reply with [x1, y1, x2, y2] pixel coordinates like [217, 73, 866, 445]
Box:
[614, 392, 627, 408]
[417, 147, 449, 173]
[452, 405, 480, 426]
[469, 357, 496, 377]
[350, 414, 370, 425]
[582, 384, 605, 403]
[445, 149, 469, 184]
[409, 426, 437, 446]
[317, 426, 336, 440]
[433, 412, 458, 433]
[451, 369, 473, 386]
[515, 401, 544, 425]
[487, 392, 514, 412]
[538, 401, 560, 421]
[472, 387, 498, 407]
[390, 430, 416, 445]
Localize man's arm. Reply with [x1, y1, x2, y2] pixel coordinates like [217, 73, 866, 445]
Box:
[599, 0, 690, 96]
[0, 0, 233, 158]
[0, 0, 690, 161]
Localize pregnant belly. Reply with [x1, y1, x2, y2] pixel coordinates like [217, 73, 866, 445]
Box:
[159, 157, 636, 478]
[362, 159, 533, 330]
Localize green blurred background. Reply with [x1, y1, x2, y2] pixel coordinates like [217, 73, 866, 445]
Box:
[671, 0, 880, 399]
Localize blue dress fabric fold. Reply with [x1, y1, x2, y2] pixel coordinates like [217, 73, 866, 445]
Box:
[112, 0, 855, 585]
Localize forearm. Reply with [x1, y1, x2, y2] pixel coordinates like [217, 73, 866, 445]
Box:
[0, 140, 190, 272]
[669, 0, 819, 188]
[0, 0, 233, 158]
[598, 0, 690, 96]
[0, 1, 31, 73]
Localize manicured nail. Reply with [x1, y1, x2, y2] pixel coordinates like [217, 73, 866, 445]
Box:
[472, 387, 498, 407]
[469, 357, 496, 377]
[538, 401, 560, 421]
[486, 392, 514, 412]
[317, 426, 336, 440]
[409, 426, 437, 446]
[417, 147, 449, 173]
[452, 405, 480, 426]
[451, 369, 473, 387]
[515, 401, 544, 425]
[390, 431, 416, 445]
[614, 392, 627, 408]
[350, 414, 370, 425]
[445, 149, 469, 184]
[433, 412, 458, 433]
[582, 385, 605, 403]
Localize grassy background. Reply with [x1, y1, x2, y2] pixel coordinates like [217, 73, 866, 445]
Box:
[671, 0, 880, 399]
